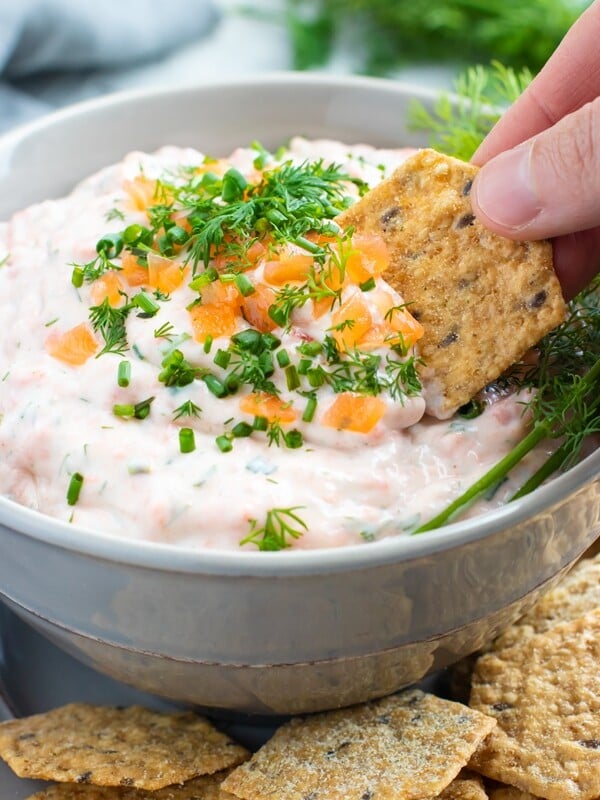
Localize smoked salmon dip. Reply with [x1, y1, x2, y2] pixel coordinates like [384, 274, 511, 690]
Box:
[0, 138, 549, 550]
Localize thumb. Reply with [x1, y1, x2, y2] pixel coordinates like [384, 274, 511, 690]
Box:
[471, 97, 600, 240]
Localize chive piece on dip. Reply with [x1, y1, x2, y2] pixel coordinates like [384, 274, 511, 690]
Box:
[67, 472, 84, 505]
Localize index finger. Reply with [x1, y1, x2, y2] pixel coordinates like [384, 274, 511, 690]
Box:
[473, 0, 600, 165]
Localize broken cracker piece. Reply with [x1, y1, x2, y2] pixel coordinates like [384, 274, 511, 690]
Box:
[221, 688, 496, 800]
[490, 553, 600, 651]
[487, 788, 540, 800]
[26, 771, 230, 799]
[0, 704, 248, 790]
[469, 610, 600, 800]
[438, 770, 488, 799]
[337, 148, 566, 418]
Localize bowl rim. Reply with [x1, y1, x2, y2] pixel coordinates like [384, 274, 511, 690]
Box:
[0, 72, 598, 576]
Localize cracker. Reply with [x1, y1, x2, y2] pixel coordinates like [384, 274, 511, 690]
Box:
[0, 704, 249, 790]
[337, 148, 566, 418]
[491, 553, 600, 651]
[469, 610, 600, 800]
[26, 771, 229, 799]
[221, 688, 496, 800]
[438, 770, 488, 799]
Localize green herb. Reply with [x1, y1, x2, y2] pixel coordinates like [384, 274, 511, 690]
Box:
[282, 0, 584, 75]
[132, 291, 160, 317]
[253, 415, 268, 431]
[66, 472, 84, 506]
[88, 299, 131, 356]
[302, 394, 318, 422]
[232, 421, 254, 438]
[216, 434, 233, 453]
[154, 321, 175, 340]
[105, 207, 125, 222]
[113, 396, 154, 420]
[158, 349, 200, 387]
[408, 61, 533, 160]
[117, 360, 131, 387]
[240, 506, 308, 551]
[173, 400, 202, 420]
[179, 427, 196, 453]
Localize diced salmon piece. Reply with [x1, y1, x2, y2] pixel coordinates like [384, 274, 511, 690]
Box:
[345, 233, 389, 285]
[239, 392, 297, 423]
[322, 393, 386, 433]
[246, 239, 267, 264]
[121, 251, 149, 287]
[331, 292, 373, 351]
[263, 254, 314, 285]
[147, 252, 187, 294]
[46, 323, 98, 366]
[201, 279, 243, 309]
[241, 283, 278, 332]
[188, 303, 238, 342]
[90, 271, 124, 307]
[123, 176, 159, 212]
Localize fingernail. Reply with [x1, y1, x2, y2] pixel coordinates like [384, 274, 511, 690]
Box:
[474, 142, 541, 230]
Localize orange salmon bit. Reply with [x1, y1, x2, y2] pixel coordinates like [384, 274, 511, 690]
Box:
[239, 392, 297, 423]
[147, 252, 188, 294]
[322, 393, 386, 433]
[188, 303, 238, 343]
[46, 323, 98, 366]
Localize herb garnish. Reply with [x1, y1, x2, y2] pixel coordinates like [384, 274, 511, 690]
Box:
[88, 299, 131, 357]
[240, 506, 308, 551]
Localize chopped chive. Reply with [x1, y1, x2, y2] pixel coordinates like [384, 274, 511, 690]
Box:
[117, 360, 131, 388]
[302, 395, 318, 422]
[113, 403, 135, 418]
[231, 329, 263, 353]
[221, 168, 248, 202]
[134, 396, 154, 420]
[122, 224, 149, 246]
[235, 273, 256, 297]
[293, 235, 323, 255]
[189, 268, 219, 291]
[253, 415, 268, 431]
[261, 332, 281, 350]
[297, 358, 311, 375]
[179, 427, 196, 453]
[359, 277, 376, 292]
[203, 374, 228, 398]
[285, 365, 300, 391]
[225, 373, 241, 393]
[213, 349, 232, 369]
[307, 368, 325, 388]
[268, 304, 288, 328]
[276, 349, 291, 368]
[71, 266, 84, 288]
[285, 429, 304, 449]
[131, 344, 145, 360]
[298, 341, 323, 357]
[133, 291, 160, 316]
[167, 225, 189, 246]
[216, 434, 233, 453]
[67, 472, 84, 506]
[232, 421, 253, 438]
[203, 334, 214, 354]
[96, 233, 123, 258]
[258, 351, 275, 376]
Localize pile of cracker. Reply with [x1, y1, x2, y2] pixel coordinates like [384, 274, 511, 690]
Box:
[0, 553, 598, 800]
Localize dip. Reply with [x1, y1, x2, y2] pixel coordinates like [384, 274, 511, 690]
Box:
[0, 138, 550, 550]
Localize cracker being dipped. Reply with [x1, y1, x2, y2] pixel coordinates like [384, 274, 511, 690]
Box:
[337, 148, 567, 419]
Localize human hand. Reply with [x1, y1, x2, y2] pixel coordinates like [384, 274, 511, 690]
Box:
[470, 0, 600, 300]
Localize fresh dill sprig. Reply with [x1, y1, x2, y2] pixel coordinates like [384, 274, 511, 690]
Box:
[240, 506, 308, 551]
[173, 400, 202, 420]
[88, 299, 131, 357]
[408, 61, 533, 160]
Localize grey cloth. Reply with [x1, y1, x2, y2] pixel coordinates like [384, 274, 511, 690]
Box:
[0, 0, 219, 131]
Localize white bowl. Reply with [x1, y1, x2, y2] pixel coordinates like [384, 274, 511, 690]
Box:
[0, 74, 599, 714]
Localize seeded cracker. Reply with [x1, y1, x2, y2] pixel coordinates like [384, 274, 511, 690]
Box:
[490, 553, 600, 651]
[26, 771, 230, 799]
[0, 704, 249, 790]
[438, 771, 489, 799]
[469, 610, 600, 800]
[221, 688, 496, 800]
[337, 148, 566, 419]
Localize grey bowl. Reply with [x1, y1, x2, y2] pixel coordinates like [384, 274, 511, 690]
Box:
[0, 74, 599, 715]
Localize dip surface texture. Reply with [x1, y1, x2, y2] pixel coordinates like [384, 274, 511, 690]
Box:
[0, 139, 548, 550]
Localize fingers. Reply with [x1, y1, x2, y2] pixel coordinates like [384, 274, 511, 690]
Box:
[471, 97, 600, 239]
[473, 0, 600, 164]
[553, 228, 600, 301]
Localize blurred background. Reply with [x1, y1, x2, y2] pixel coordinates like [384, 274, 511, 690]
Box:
[0, 0, 592, 134]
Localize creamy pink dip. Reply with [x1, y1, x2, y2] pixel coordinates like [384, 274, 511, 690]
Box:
[0, 138, 551, 550]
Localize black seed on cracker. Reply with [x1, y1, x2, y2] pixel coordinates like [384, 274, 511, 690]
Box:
[491, 703, 513, 712]
[380, 207, 401, 229]
[527, 290, 547, 309]
[337, 148, 567, 418]
[579, 740, 600, 749]
[77, 772, 93, 784]
[456, 213, 475, 229]
[440, 331, 459, 348]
